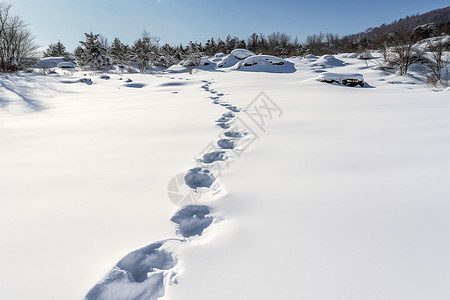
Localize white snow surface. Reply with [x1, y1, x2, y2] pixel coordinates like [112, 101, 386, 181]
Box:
[1, 53, 450, 300]
[230, 48, 255, 60]
[216, 54, 240, 68]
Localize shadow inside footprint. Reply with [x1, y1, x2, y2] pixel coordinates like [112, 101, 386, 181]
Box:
[116, 242, 176, 282]
[222, 112, 235, 118]
[170, 205, 214, 238]
[217, 123, 230, 129]
[226, 106, 240, 112]
[80, 78, 92, 85]
[218, 139, 236, 149]
[202, 151, 226, 164]
[216, 117, 231, 123]
[224, 131, 245, 139]
[184, 168, 215, 189]
[125, 83, 145, 88]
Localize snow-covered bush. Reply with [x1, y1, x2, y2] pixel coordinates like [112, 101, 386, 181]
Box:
[238, 55, 295, 73]
[319, 72, 365, 87]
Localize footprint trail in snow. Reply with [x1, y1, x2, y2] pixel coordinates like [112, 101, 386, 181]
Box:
[85, 79, 253, 300]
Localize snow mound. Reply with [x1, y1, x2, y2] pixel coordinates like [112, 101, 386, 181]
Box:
[239, 55, 296, 73]
[170, 205, 214, 238]
[319, 72, 364, 86]
[211, 53, 225, 62]
[231, 49, 255, 60]
[184, 167, 215, 189]
[357, 52, 375, 59]
[85, 241, 176, 300]
[345, 53, 359, 58]
[200, 57, 214, 66]
[304, 54, 318, 59]
[312, 55, 345, 68]
[217, 49, 256, 68]
[217, 54, 240, 68]
[34, 57, 67, 68]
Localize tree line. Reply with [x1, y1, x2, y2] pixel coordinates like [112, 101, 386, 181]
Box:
[1, 0, 449, 85]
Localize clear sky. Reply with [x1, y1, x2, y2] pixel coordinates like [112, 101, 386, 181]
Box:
[8, 0, 450, 51]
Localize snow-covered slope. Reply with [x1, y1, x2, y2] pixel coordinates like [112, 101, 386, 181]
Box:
[1, 53, 450, 300]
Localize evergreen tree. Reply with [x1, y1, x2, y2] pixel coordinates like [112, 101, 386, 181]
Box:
[43, 40, 68, 58]
[77, 32, 112, 70]
[131, 32, 158, 73]
[109, 37, 128, 65]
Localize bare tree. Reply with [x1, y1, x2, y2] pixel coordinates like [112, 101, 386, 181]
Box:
[305, 32, 325, 55]
[0, 2, 38, 72]
[385, 29, 417, 75]
[426, 37, 449, 87]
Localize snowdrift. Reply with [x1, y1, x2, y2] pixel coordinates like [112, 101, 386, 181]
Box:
[230, 49, 255, 60]
[34, 57, 68, 68]
[312, 54, 345, 68]
[217, 49, 256, 68]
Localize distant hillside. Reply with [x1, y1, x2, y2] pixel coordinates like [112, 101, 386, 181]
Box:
[364, 6, 450, 40]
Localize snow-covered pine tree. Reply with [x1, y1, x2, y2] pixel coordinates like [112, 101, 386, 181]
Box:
[204, 38, 217, 56]
[43, 40, 68, 58]
[130, 31, 159, 73]
[109, 37, 129, 65]
[78, 32, 112, 70]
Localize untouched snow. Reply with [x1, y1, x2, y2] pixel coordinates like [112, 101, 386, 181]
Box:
[230, 48, 255, 60]
[1, 53, 450, 300]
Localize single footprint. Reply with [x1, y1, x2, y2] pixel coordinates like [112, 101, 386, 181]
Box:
[170, 205, 214, 238]
[217, 123, 230, 129]
[217, 139, 236, 149]
[222, 112, 235, 118]
[80, 78, 92, 85]
[226, 106, 240, 112]
[202, 151, 226, 164]
[216, 117, 231, 123]
[185, 168, 215, 189]
[224, 131, 246, 139]
[85, 241, 176, 300]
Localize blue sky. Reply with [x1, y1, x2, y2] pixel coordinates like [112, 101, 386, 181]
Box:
[9, 0, 450, 51]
